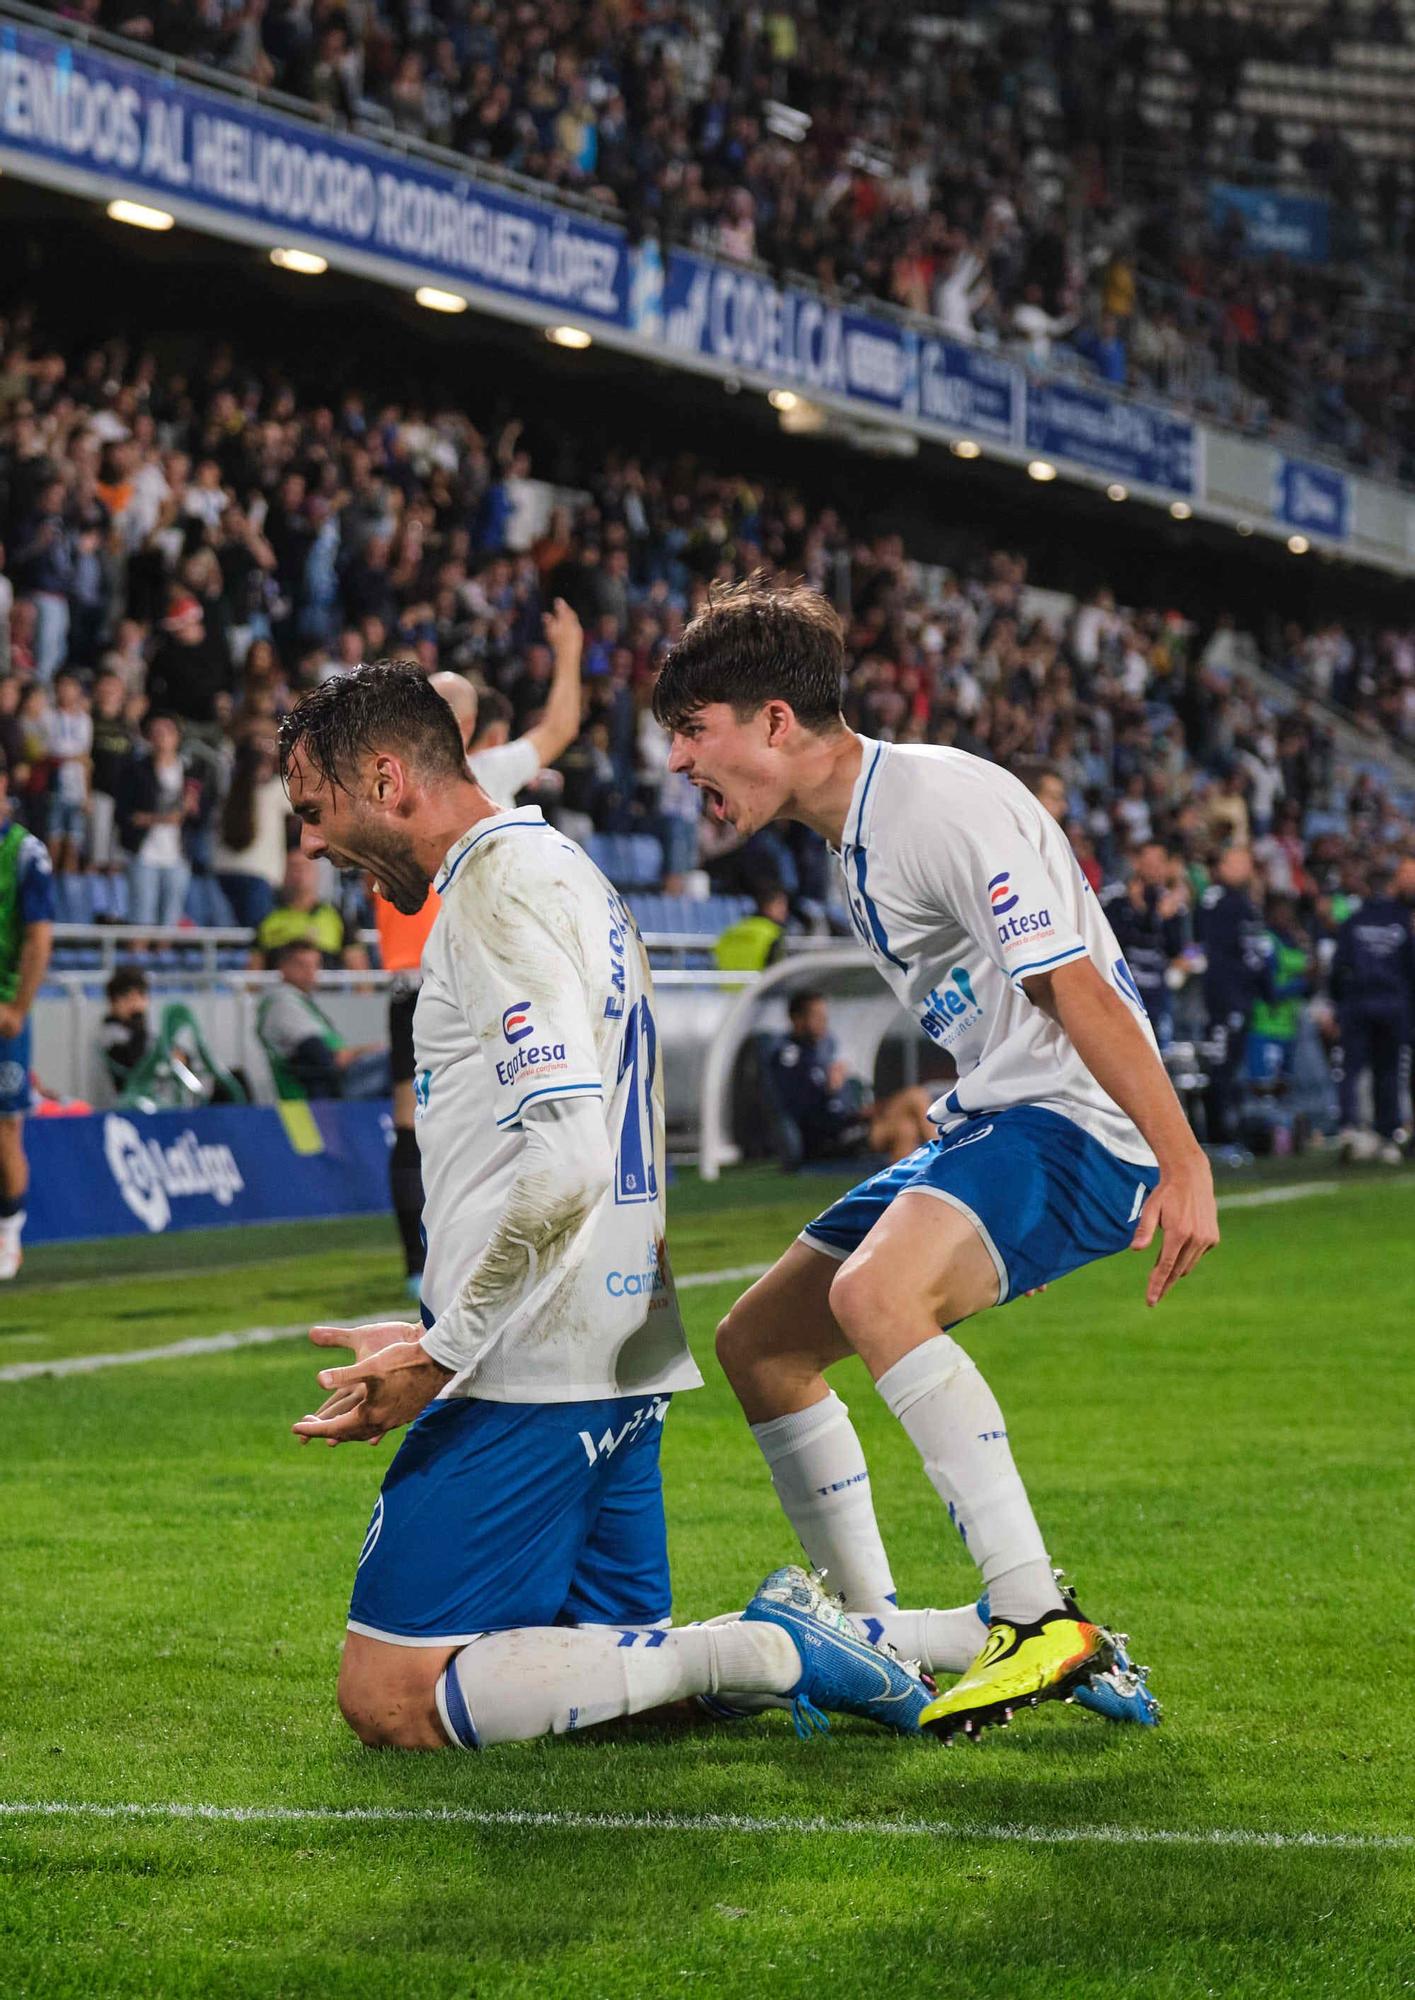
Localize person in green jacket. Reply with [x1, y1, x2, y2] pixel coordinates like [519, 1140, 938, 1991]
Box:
[1246, 896, 1310, 1087]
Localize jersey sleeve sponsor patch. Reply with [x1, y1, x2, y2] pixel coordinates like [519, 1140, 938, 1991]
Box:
[446, 858, 604, 1130]
[985, 866, 1087, 982]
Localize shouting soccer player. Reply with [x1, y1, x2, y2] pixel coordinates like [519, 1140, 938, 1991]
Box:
[278, 665, 931, 1750]
[653, 578, 1220, 1742]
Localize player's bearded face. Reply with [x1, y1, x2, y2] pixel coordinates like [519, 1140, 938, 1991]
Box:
[290, 753, 430, 913]
[351, 817, 430, 914]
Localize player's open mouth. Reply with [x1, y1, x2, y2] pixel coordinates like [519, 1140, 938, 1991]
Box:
[697, 781, 730, 823]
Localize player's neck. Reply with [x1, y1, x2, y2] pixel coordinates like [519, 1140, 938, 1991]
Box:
[786, 728, 865, 846]
[415, 776, 504, 879]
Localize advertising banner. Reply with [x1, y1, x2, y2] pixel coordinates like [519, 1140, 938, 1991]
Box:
[23, 1102, 392, 1243]
[0, 20, 630, 323]
[1273, 457, 1350, 541]
[1025, 380, 1198, 494]
[1208, 182, 1331, 264]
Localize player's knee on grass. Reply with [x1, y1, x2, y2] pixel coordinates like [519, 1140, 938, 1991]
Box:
[337, 1641, 448, 1751]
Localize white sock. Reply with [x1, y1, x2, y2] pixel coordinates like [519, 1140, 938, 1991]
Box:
[876, 1336, 1064, 1626]
[749, 1391, 898, 1606]
[435, 1621, 801, 1748]
[0, 1209, 23, 1240]
[848, 1604, 989, 1676]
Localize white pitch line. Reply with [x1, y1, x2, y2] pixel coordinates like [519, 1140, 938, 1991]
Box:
[0, 1798, 1407, 1853]
[0, 1264, 771, 1385]
[2, 1175, 1404, 1386]
[1218, 1181, 1340, 1209]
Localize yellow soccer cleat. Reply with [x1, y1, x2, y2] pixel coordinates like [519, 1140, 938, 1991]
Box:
[919, 1610, 1114, 1743]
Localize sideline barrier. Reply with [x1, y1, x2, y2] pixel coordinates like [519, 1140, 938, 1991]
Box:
[22, 1101, 391, 1244]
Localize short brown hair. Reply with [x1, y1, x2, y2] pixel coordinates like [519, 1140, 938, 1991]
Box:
[651, 572, 846, 733]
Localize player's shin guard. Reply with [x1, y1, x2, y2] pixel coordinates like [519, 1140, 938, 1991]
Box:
[749, 1391, 898, 1607]
[877, 1337, 1063, 1626]
[389, 1128, 425, 1278]
[434, 1622, 799, 1748]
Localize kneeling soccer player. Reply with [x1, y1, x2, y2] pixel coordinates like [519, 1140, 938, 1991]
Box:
[653, 579, 1222, 1741]
[279, 666, 930, 1749]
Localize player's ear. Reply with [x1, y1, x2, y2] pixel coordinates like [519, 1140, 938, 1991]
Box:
[763, 699, 795, 747]
[370, 752, 407, 809]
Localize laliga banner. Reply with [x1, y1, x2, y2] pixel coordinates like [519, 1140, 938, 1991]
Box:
[22, 1103, 392, 1244]
[0, 20, 628, 323]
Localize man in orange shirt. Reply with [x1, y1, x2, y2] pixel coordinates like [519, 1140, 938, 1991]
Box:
[378, 602, 585, 1295]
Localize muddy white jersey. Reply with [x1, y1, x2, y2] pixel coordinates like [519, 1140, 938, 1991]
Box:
[834, 739, 1157, 1165]
[413, 805, 702, 1403]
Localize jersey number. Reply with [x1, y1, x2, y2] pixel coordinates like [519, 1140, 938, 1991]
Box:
[615, 997, 658, 1205]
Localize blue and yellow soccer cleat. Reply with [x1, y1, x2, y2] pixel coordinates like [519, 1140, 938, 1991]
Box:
[742, 1565, 933, 1737]
[919, 1608, 1114, 1743]
[975, 1590, 1161, 1729]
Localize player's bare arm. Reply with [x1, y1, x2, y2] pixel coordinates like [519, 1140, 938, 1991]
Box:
[1024, 955, 1219, 1305]
[523, 597, 584, 767]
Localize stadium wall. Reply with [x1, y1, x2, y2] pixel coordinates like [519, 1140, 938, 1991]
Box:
[3, 4, 1413, 574]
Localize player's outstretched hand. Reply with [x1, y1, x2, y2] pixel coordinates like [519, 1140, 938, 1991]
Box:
[542, 596, 583, 660]
[292, 1323, 452, 1447]
[1130, 1151, 1220, 1307]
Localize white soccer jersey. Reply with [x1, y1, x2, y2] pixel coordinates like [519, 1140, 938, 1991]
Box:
[414, 805, 703, 1403]
[835, 739, 1158, 1164]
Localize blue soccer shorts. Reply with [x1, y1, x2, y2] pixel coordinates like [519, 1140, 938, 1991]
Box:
[346, 1392, 673, 1646]
[800, 1105, 1159, 1304]
[0, 1022, 32, 1117]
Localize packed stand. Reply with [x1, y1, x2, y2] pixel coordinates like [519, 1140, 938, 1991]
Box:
[37, 0, 1415, 477]
[1, 311, 1413, 1153]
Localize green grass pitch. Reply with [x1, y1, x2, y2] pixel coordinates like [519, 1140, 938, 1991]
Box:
[1, 1167, 1412, 1997]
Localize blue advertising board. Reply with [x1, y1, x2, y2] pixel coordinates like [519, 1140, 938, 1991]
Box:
[1025, 380, 1198, 494]
[0, 20, 629, 323]
[652, 246, 1022, 439]
[1273, 457, 1350, 541]
[1208, 183, 1331, 265]
[906, 334, 1019, 443]
[23, 1103, 392, 1244]
[655, 247, 909, 407]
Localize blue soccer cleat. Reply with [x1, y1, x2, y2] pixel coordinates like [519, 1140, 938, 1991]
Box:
[1072, 1632, 1162, 1726]
[742, 1565, 933, 1737]
[1040, 1579, 1163, 1728]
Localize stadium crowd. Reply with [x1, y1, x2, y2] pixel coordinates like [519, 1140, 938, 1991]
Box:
[40, 0, 1415, 476]
[1, 309, 1414, 1155]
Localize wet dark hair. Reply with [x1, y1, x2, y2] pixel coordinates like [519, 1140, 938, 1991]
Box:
[651, 572, 846, 734]
[278, 660, 467, 796]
